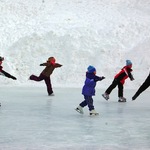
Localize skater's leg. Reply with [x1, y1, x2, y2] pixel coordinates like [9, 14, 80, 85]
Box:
[118, 82, 123, 97]
[29, 73, 44, 81]
[44, 76, 53, 95]
[79, 100, 87, 108]
[118, 83, 126, 102]
[84, 95, 99, 115]
[102, 79, 117, 100]
[132, 74, 150, 100]
[105, 79, 118, 95]
[1, 70, 17, 80]
[84, 95, 94, 111]
[75, 96, 87, 114]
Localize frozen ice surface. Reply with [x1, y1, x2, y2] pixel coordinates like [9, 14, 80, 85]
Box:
[0, 86, 150, 150]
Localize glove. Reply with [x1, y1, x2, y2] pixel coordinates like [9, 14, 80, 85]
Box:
[101, 76, 105, 80]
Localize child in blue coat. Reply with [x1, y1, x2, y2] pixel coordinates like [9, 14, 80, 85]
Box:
[75, 65, 105, 116]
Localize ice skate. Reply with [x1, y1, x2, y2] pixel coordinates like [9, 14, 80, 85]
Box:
[118, 97, 126, 102]
[75, 105, 84, 114]
[48, 93, 54, 96]
[89, 109, 99, 116]
[102, 93, 109, 100]
[132, 94, 138, 100]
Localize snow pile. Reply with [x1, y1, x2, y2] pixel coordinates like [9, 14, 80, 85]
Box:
[0, 0, 150, 89]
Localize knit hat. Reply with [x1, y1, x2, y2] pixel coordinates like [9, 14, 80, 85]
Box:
[126, 60, 132, 66]
[87, 65, 96, 73]
[48, 57, 56, 65]
[0, 56, 4, 61]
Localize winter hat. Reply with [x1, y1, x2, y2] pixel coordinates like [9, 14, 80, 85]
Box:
[126, 60, 132, 66]
[87, 65, 96, 73]
[0, 56, 4, 61]
[48, 57, 56, 64]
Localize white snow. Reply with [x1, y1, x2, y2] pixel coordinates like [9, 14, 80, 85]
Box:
[0, 1, 150, 149]
[0, 0, 150, 88]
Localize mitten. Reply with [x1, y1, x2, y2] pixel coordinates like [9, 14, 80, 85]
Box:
[101, 76, 105, 80]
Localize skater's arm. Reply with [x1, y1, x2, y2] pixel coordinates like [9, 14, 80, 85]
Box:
[126, 68, 134, 80]
[40, 62, 62, 68]
[94, 76, 105, 82]
[54, 63, 62, 68]
[40, 62, 53, 66]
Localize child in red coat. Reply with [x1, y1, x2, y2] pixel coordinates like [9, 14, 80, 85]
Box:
[102, 60, 134, 102]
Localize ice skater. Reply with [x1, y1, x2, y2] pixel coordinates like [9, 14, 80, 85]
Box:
[0, 56, 17, 80]
[75, 65, 105, 116]
[0, 56, 17, 107]
[132, 72, 150, 100]
[29, 57, 62, 96]
[102, 60, 134, 102]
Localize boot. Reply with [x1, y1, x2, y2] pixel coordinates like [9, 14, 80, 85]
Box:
[102, 92, 109, 100]
[132, 94, 138, 100]
[118, 97, 126, 102]
[89, 109, 99, 116]
[75, 105, 84, 114]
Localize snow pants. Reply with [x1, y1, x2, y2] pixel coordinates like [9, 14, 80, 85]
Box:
[30, 73, 53, 95]
[105, 79, 123, 97]
[0, 70, 16, 80]
[133, 73, 150, 99]
[80, 95, 94, 111]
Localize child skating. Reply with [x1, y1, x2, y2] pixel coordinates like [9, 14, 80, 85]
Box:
[75, 65, 105, 116]
[29, 57, 62, 96]
[102, 60, 134, 102]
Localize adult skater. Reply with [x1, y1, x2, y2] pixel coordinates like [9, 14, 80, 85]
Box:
[102, 60, 134, 102]
[75, 65, 105, 116]
[0, 56, 17, 80]
[29, 57, 62, 96]
[132, 72, 150, 100]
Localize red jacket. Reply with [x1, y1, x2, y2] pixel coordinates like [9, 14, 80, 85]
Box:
[114, 66, 134, 84]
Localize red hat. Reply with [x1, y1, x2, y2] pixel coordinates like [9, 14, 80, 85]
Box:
[48, 57, 56, 65]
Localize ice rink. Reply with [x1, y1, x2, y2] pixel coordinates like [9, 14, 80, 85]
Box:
[0, 86, 150, 150]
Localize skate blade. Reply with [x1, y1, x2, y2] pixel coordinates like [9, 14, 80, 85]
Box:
[118, 100, 126, 102]
[89, 113, 99, 116]
[75, 108, 83, 114]
[102, 94, 108, 100]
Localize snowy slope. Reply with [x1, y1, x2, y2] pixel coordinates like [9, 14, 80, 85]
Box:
[0, 0, 150, 88]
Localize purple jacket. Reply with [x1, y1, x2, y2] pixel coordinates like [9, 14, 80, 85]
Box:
[82, 72, 103, 96]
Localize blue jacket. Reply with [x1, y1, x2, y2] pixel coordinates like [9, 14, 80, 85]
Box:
[82, 72, 103, 96]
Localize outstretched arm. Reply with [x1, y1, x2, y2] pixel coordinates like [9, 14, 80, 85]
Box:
[94, 75, 105, 82]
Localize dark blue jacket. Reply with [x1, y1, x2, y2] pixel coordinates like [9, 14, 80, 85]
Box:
[82, 72, 103, 96]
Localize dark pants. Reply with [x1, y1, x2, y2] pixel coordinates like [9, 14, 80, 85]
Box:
[0, 70, 16, 80]
[133, 74, 150, 99]
[80, 95, 94, 111]
[105, 79, 123, 97]
[30, 73, 53, 95]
